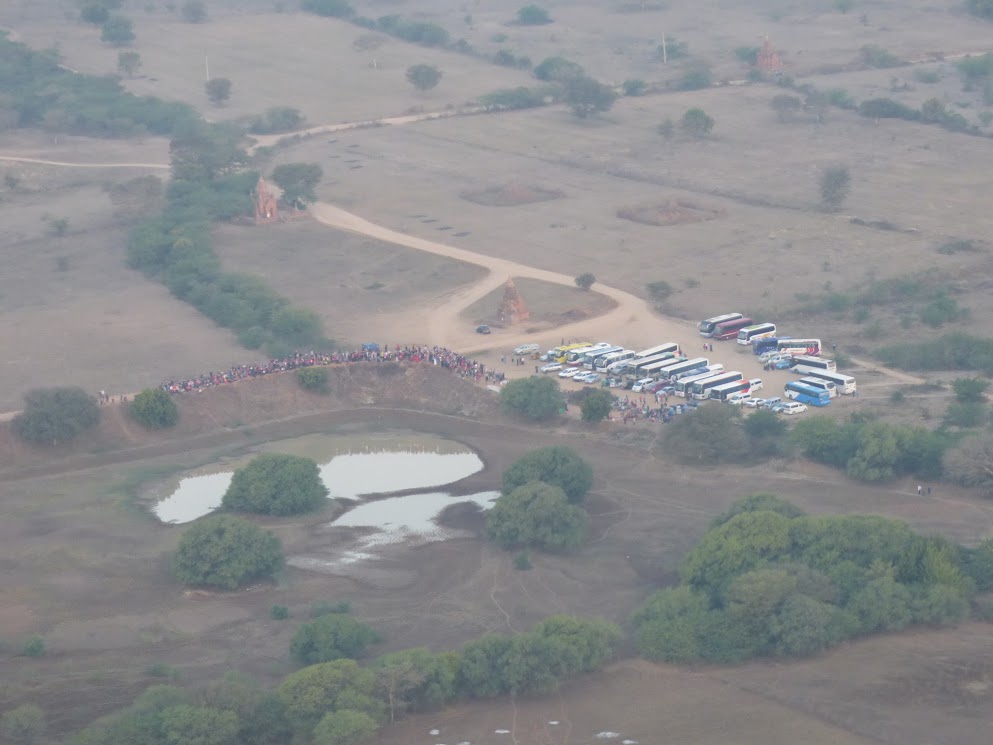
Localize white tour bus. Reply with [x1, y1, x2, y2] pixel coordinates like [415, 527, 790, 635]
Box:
[673, 363, 724, 382]
[691, 371, 744, 400]
[737, 322, 777, 346]
[790, 355, 837, 375]
[624, 352, 677, 378]
[799, 376, 838, 398]
[658, 357, 709, 381]
[804, 369, 857, 395]
[710, 379, 752, 401]
[674, 368, 725, 397]
[583, 346, 623, 369]
[698, 313, 743, 337]
[634, 343, 679, 360]
[641, 357, 691, 379]
[601, 350, 637, 373]
[565, 343, 610, 365]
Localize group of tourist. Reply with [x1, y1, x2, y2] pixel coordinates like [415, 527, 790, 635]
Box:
[158, 345, 505, 395]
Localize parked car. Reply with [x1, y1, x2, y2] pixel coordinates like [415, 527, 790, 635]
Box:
[583, 373, 602, 385]
[727, 392, 751, 405]
[744, 397, 766, 409]
[771, 358, 793, 370]
[558, 367, 582, 378]
[475, 325, 491, 334]
[540, 363, 562, 373]
[748, 378, 764, 392]
[573, 372, 595, 383]
[514, 343, 540, 355]
[631, 377, 655, 393]
[763, 397, 783, 410]
[780, 401, 808, 415]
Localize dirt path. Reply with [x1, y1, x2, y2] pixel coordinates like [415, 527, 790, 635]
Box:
[0, 155, 169, 170]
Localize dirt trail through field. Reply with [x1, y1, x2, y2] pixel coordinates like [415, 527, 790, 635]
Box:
[0, 155, 168, 170]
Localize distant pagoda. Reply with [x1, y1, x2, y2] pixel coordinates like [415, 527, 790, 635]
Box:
[497, 279, 530, 325]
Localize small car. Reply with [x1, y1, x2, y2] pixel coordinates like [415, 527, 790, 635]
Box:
[727, 392, 751, 405]
[744, 397, 766, 408]
[540, 363, 562, 373]
[583, 373, 602, 385]
[475, 325, 491, 334]
[632, 377, 656, 393]
[514, 343, 540, 355]
[558, 367, 582, 378]
[780, 401, 808, 415]
[572, 371, 595, 383]
[771, 359, 793, 370]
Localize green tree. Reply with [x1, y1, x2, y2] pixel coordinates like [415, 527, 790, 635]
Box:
[563, 77, 617, 118]
[533, 56, 584, 82]
[712, 493, 805, 528]
[277, 660, 381, 729]
[290, 614, 382, 665]
[657, 118, 675, 138]
[953, 377, 989, 402]
[680, 107, 714, 137]
[820, 165, 851, 211]
[81, 4, 110, 24]
[101, 15, 135, 45]
[13, 387, 100, 445]
[0, 705, 46, 745]
[117, 50, 142, 77]
[486, 481, 588, 552]
[848, 575, 912, 633]
[21, 636, 45, 657]
[792, 415, 859, 468]
[768, 593, 840, 656]
[129, 388, 179, 429]
[632, 586, 710, 662]
[664, 403, 747, 464]
[222, 453, 328, 516]
[500, 376, 562, 421]
[623, 78, 647, 96]
[770, 94, 803, 122]
[302, 0, 354, 17]
[456, 634, 513, 698]
[173, 515, 284, 590]
[531, 615, 621, 673]
[181, 0, 208, 22]
[271, 163, 322, 207]
[297, 367, 329, 393]
[205, 78, 233, 106]
[944, 433, 993, 496]
[743, 408, 787, 437]
[249, 107, 305, 134]
[516, 4, 552, 24]
[373, 648, 458, 720]
[312, 710, 378, 745]
[847, 421, 901, 482]
[501, 446, 593, 503]
[574, 272, 596, 289]
[159, 705, 239, 745]
[406, 64, 442, 92]
[581, 388, 614, 423]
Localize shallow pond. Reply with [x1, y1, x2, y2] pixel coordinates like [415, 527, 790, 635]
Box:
[152, 434, 484, 524]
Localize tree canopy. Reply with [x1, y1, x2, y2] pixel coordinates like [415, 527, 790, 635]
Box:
[13, 387, 100, 445]
[680, 108, 714, 137]
[516, 5, 552, 24]
[501, 446, 593, 503]
[101, 15, 135, 46]
[271, 163, 323, 207]
[290, 615, 383, 665]
[563, 76, 617, 118]
[129, 388, 179, 429]
[500, 376, 562, 420]
[206, 78, 233, 106]
[222, 453, 329, 516]
[820, 165, 851, 211]
[580, 389, 614, 423]
[173, 515, 284, 590]
[486, 481, 588, 552]
[406, 64, 442, 91]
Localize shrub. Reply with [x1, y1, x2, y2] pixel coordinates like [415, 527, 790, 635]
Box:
[302, 0, 354, 17]
[486, 482, 588, 552]
[13, 387, 100, 445]
[574, 272, 596, 290]
[676, 66, 712, 91]
[290, 614, 383, 665]
[622, 78, 647, 96]
[129, 388, 179, 428]
[173, 515, 284, 590]
[311, 600, 352, 618]
[22, 636, 46, 658]
[533, 56, 584, 82]
[0, 704, 46, 745]
[513, 552, 532, 570]
[181, 0, 208, 22]
[222, 453, 329, 516]
[297, 367, 330, 393]
[101, 15, 135, 45]
[860, 44, 900, 68]
[664, 404, 747, 464]
[81, 3, 110, 24]
[270, 605, 290, 620]
[953, 377, 989, 402]
[500, 376, 562, 421]
[581, 389, 614, 423]
[944, 401, 984, 428]
[479, 86, 548, 110]
[516, 5, 551, 24]
[680, 108, 714, 137]
[502, 446, 594, 503]
[646, 280, 673, 301]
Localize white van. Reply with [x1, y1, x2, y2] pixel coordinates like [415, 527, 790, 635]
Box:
[780, 401, 808, 415]
[748, 378, 764, 393]
[514, 343, 540, 356]
[632, 377, 656, 393]
[727, 392, 751, 405]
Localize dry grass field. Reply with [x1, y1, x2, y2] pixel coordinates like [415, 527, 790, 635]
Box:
[2, 0, 993, 741]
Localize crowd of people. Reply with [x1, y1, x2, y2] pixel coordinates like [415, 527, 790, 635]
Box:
[159, 345, 506, 395]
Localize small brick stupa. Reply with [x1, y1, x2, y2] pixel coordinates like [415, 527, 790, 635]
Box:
[756, 38, 782, 73]
[254, 176, 279, 225]
[497, 279, 530, 326]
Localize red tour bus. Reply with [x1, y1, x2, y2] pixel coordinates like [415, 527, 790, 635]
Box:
[713, 317, 753, 340]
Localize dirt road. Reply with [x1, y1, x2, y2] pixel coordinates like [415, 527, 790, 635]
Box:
[0, 155, 169, 170]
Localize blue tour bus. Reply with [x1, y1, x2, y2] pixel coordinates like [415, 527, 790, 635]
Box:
[753, 336, 791, 355]
[784, 381, 831, 407]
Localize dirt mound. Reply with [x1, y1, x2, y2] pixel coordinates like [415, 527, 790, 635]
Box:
[461, 183, 565, 207]
[617, 199, 725, 226]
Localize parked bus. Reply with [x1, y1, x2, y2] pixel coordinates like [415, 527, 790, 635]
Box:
[799, 376, 838, 398]
[753, 336, 790, 355]
[640, 357, 689, 378]
[673, 363, 723, 382]
[582, 346, 623, 369]
[658, 357, 709, 380]
[777, 338, 822, 357]
[625, 352, 678, 377]
[691, 371, 744, 400]
[699, 313, 744, 337]
[598, 350, 637, 373]
[634, 343, 679, 360]
[784, 381, 831, 407]
[804, 369, 857, 395]
[674, 368, 725, 397]
[710, 379, 752, 401]
[737, 322, 777, 346]
[548, 342, 594, 363]
[565, 343, 610, 365]
[713, 317, 754, 341]
[790, 355, 836, 375]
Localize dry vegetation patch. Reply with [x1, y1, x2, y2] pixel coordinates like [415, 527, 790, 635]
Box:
[617, 198, 726, 226]
[461, 182, 565, 207]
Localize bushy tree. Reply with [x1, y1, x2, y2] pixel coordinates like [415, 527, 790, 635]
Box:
[533, 56, 584, 82]
[101, 15, 135, 45]
[486, 482, 588, 552]
[770, 94, 803, 121]
[13, 387, 100, 445]
[181, 0, 208, 22]
[456, 634, 514, 698]
[574, 272, 596, 289]
[501, 446, 593, 503]
[297, 367, 329, 393]
[581, 389, 613, 423]
[205, 78, 232, 106]
[680, 108, 714, 137]
[944, 433, 993, 496]
[271, 163, 322, 207]
[0, 704, 46, 745]
[500, 376, 562, 421]
[632, 586, 710, 662]
[768, 593, 841, 656]
[820, 165, 851, 211]
[302, 0, 354, 17]
[516, 4, 551, 24]
[968, 0, 993, 18]
[129, 388, 179, 429]
[277, 660, 381, 730]
[81, 4, 110, 24]
[117, 50, 142, 77]
[531, 615, 621, 673]
[313, 710, 378, 745]
[173, 515, 284, 590]
[249, 107, 305, 134]
[374, 648, 458, 721]
[406, 64, 442, 92]
[953, 377, 989, 402]
[290, 614, 382, 665]
[711, 493, 805, 528]
[664, 403, 747, 464]
[159, 705, 239, 745]
[222, 453, 328, 516]
[563, 77, 617, 118]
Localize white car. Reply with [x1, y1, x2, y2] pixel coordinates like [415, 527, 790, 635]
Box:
[558, 367, 582, 378]
[727, 392, 751, 405]
[744, 397, 766, 408]
[540, 363, 563, 373]
[779, 401, 808, 415]
[583, 373, 602, 385]
[514, 343, 540, 355]
[631, 377, 655, 393]
[748, 378, 764, 393]
[572, 371, 595, 383]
